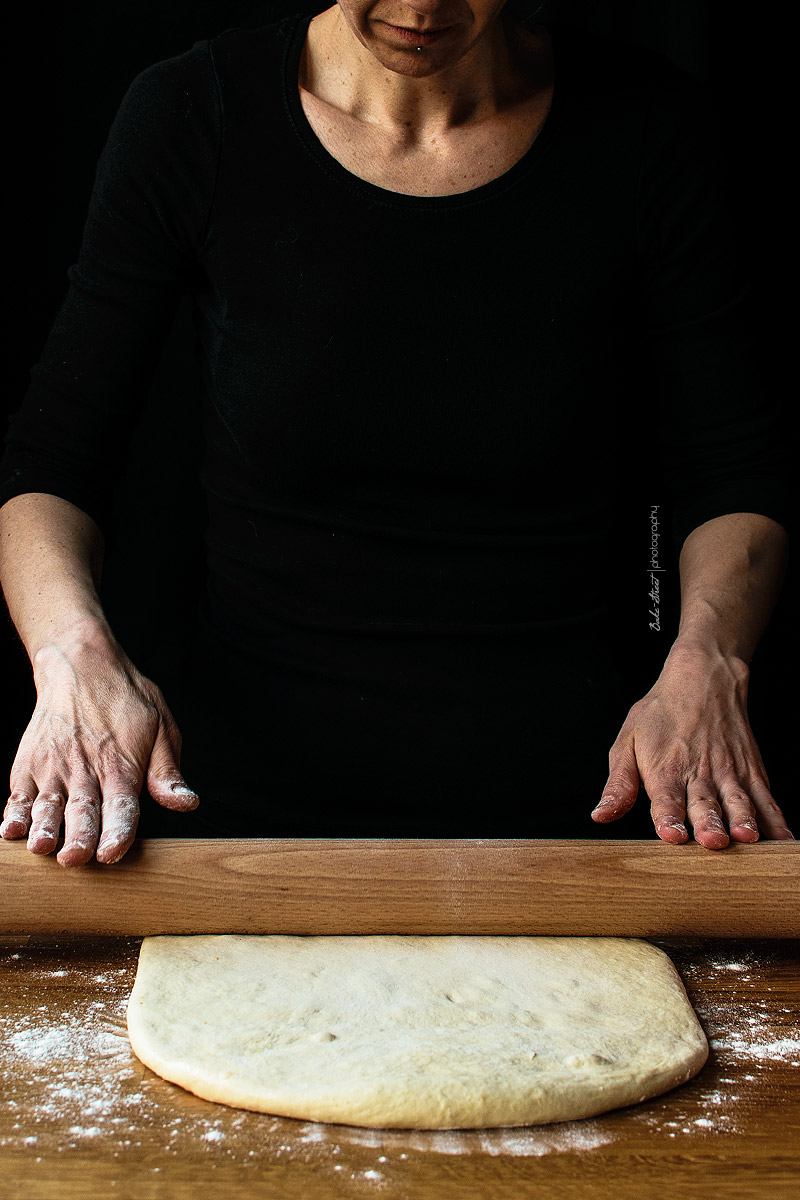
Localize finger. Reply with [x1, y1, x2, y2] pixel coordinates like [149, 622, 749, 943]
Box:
[746, 777, 795, 841]
[717, 778, 759, 843]
[685, 779, 729, 850]
[27, 787, 67, 855]
[57, 782, 102, 868]
[1, 780, 36, 839]
[647, 783, 689, 844]
[95, 792, 140, 865]
[591, 739, 640, 823]
[146, 717, 199, 812]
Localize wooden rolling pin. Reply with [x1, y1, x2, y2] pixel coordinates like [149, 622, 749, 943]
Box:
[1, 838, 797, 937]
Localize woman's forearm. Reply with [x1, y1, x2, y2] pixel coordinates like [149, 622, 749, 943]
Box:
[668, 511, 790, 665]
[0, 492, 116, 666]
[0, 491, 199, 865]
[594, 510, 793, 845]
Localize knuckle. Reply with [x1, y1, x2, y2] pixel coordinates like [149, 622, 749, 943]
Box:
[711, 750, 738, 775]
[6, 789, 33, 808]
[648, 790, 684, 809]
[160, 709, 182, 742]
[721, 791, 753, 809]
[2, 800, 31, 826]
[646, 760, 685, 789]
[99, 751, 141, 786]
[140, 694, 163, 725]
[31, 789, 65, 809]
[64, 736, 89, 761]
[654, 759, 688, 787]
[11, 754, 39, 785]
[66, 792, 101, 812]
[689, 796, 719, 812]
[103, 793, 139, 817]
[687, 773, 715, 795]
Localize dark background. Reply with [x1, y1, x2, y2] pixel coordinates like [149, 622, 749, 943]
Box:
[2, 2, 796, 814]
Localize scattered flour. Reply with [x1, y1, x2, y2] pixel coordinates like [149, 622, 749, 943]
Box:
[1, 936, 796, 1183]
[0, 937, 618, 1179]
[710, 1035, 800, 1065]
[627, 940, 800, 1138]
[315, 1120, 614, 1157]
[202, 1128, 225, 1143]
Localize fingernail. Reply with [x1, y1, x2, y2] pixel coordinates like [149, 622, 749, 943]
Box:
[29, 828, 56, 844]
[659, 818, 686, 834]
[2, 824, 27, 840]
[96, 842, 123, 864]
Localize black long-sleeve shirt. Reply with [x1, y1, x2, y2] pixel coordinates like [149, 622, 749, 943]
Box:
[0, 14, 790, 834]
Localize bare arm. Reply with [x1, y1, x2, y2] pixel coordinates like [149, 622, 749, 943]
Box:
[672, 511, 789, 663]
[0, 493, 198, 866]
[593, 512, 794, 846]
[0, 493, 107, 659]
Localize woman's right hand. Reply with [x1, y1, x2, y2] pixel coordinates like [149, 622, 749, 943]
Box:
[0, 631, 199, 866]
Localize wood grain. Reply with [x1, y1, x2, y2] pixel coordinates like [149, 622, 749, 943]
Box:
[1, 935, 798, 1199]
[1, 838, 798, 937]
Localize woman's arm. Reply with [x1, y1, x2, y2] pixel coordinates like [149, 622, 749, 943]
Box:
[0, 493, 107, 657]
[0, 48, 221, 866]
[0, 493, 198, 866]
[669, 511, 789, 662]
[592, 511, 794, 847]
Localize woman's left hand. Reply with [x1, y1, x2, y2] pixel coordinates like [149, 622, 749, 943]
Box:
[591, 643, 795, 847]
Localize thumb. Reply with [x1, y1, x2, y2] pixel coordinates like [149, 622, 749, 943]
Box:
[146, 719, 199, 811]
[591, 737, 641, 822]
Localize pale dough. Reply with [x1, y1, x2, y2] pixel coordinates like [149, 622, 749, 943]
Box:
[126, 935, 708, 1129]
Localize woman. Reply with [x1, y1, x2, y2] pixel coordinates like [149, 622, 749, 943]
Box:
[0, 1, 793, 865]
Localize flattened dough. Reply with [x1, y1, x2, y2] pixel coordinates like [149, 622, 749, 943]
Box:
[127, 935, 708, 1128]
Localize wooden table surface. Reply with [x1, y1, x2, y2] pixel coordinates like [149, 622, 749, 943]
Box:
[1, 935, 798, 1200]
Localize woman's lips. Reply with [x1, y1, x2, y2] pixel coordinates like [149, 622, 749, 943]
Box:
[382, 22, 452, 46]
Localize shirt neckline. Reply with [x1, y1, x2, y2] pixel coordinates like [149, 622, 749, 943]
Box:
[281, 13, 561, 211]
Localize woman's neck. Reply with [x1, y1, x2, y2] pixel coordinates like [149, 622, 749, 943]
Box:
[300, 6, 547, 144]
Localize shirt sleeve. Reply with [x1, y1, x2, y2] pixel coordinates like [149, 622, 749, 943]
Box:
[0, 39, 222, 536]
[636, 70, 792, 551]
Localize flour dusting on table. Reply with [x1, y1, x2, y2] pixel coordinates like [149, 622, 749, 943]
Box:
[1, 936, 797, 1184]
